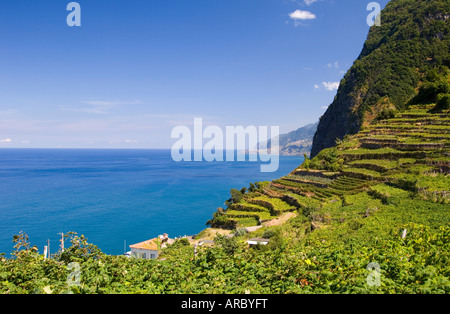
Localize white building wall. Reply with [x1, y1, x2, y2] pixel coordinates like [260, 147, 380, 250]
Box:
[130, 248, 159, 259]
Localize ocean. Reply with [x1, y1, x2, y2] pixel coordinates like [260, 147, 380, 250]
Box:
[0, 149, 303, 256]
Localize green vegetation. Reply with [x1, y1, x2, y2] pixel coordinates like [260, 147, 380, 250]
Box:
[350, 159, 398, 172]
[435, 93, 450, 111]
[309, 147, 344, 172]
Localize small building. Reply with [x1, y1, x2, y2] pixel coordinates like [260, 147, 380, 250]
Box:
[198, 240, 214, 247]
[129, 233, 172, 259]
[246, 238, 270, 246]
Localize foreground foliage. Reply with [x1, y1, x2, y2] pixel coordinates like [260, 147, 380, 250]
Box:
[0, 227, 448, 294]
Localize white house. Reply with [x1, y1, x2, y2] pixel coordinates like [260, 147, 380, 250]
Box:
[246, 238, 270, 246]
[129, 233, 172, 259]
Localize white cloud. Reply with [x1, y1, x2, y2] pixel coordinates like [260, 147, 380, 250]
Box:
[322, 82, 340, 91]
[314, 84, 320, 89]
[0, 138, 12, 143]
[289, 10, 316, 20]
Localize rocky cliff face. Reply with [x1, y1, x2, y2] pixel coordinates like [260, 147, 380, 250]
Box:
[311, 0, 450, 157]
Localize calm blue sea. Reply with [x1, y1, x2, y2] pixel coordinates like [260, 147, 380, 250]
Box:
[0, 149, 303, 256]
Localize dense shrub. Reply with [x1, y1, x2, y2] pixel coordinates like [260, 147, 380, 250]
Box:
[434, 93, 450, 111]
[376, 108, 397, 120]
[310, 147, 344, 172]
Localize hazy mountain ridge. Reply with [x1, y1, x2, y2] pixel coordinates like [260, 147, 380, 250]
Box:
[249, 122, 318, 156]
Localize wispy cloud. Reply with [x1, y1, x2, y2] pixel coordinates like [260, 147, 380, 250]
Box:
[0, 111, 222, 148]
[322, 81, 340, 91]
[61, 99, 143, 115]
[63, 106, 110, 115]
[0, 109, 20, 117]
[304, 0, 319, 6]
[327, 61, 339, 69]
[82, 100, 143, 106]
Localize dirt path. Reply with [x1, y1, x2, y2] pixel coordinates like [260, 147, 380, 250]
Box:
[190, 228, 233, 244]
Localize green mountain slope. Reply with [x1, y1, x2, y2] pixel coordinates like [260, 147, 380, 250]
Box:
[311, 0, 450, 157]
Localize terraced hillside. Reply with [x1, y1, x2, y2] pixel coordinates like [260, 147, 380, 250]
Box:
[208, 104, 449, 229]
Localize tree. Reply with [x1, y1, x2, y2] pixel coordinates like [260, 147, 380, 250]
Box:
[214, 235, 240, 255]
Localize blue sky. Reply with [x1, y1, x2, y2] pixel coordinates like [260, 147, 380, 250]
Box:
[0, 0, 389, 148]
